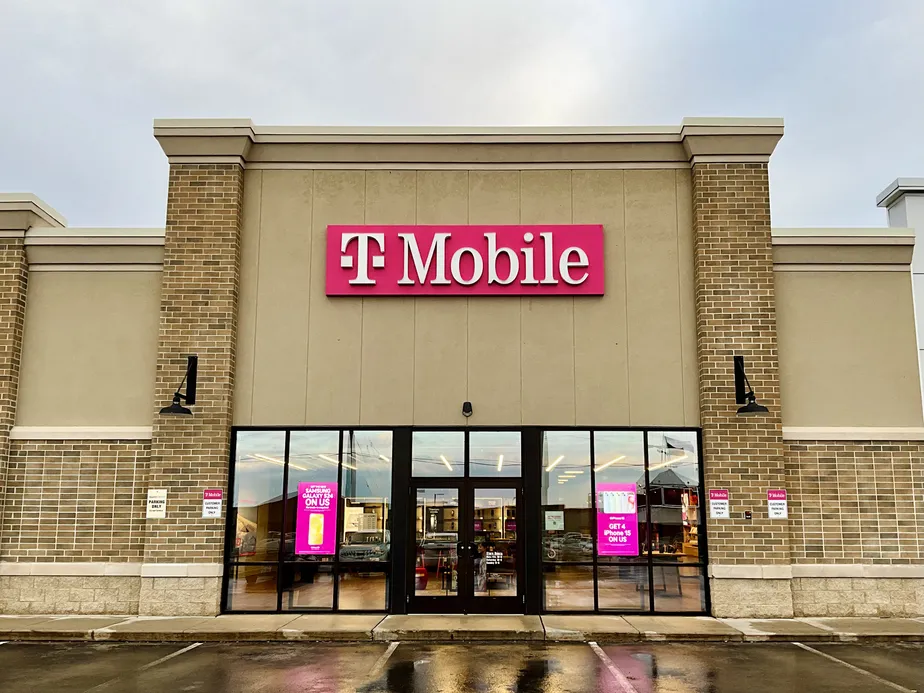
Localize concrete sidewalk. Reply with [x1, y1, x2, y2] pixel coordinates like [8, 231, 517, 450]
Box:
[1, 614, 924, 643]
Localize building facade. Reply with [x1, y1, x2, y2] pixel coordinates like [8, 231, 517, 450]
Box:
[0, 118, 922, 618]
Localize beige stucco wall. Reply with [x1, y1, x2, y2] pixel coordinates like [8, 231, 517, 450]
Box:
[776, 269, 923, 427]
[234, 168, 698, 427]
[17, 271, 161, 426]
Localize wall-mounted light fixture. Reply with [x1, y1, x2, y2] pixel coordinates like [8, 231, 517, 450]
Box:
[734, 355, 769, 415]
[159, 355, 198, 416]
[461, 401, 473, 418]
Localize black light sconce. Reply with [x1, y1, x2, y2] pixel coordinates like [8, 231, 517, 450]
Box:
[159, 355, 198, 416]
[734, 355, 769, 415]
[461, 401, 473, 418]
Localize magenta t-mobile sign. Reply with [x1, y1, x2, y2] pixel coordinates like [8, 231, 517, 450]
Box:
[326, 225, 605, 296]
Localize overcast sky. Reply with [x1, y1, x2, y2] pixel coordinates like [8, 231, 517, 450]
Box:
[1, 1, 921, 228]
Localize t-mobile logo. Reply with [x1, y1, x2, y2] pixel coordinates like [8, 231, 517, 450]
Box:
[340, 232, 385, 285]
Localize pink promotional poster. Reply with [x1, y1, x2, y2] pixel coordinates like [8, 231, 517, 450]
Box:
[326, 224, 605, 296]
[596, 482, 640, 556]
[295, 482, 338, 555]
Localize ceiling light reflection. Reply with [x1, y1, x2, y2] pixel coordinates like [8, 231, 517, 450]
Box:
[546, 455, 565, 472]
[594, 455, 627, 472]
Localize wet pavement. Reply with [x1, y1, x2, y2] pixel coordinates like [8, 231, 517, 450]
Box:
[0, 640, 920, 692]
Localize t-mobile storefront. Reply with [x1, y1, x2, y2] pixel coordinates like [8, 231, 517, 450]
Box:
[5, 117, 922, 620]
[225, 427, 706, 614]
[223, 218, 707, 615]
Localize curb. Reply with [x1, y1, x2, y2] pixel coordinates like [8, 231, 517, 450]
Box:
[2, 631, 923, 644]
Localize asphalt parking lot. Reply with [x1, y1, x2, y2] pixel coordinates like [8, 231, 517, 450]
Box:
[0, 640, 920, 692]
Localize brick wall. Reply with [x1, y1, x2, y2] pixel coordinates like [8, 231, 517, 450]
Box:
[0, 440, 150, 562]
[786, 441, 924, 563]
[0, 239, 27, 545]
[140, 163, 243, 613]
[692, 162, 789, 569]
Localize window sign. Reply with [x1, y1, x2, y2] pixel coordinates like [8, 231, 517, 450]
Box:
[596, 482, 639, 556]
[544, 510, 564, 531]
[295, 482, 338, 554]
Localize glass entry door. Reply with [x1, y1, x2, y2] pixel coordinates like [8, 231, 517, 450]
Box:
[412, 486, 462, 608]
[410, 482, 522, 613]
[408, 430, 524, 613]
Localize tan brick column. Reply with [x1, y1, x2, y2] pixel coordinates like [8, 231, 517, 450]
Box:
[682, 119, 792, 617]
[139, 163, 244, 616]
[0, 196, 65, 548]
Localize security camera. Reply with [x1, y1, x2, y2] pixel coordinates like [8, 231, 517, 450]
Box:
[461, 401, 473, 417]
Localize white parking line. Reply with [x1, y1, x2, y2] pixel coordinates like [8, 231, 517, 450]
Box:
[84, 642, 202, 692]
[588, 642, 640, 693]
[793, 643, 916, 693]
[368, 641, 400, 679]
[137, 642, 202, 671]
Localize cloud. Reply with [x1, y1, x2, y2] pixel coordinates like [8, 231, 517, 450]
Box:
[0, 0, 922, 226]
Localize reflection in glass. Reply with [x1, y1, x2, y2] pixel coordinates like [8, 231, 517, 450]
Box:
[469, 431, 522, 477]
[647, 431, 700, 564]
[594, 431, 646, 562]
[281, 561, 334, 609]
[541, 431, 592, 562]
[340, 430, 392, 562]
[414, 487, 459, 596]
[231, 431, 286, 562]
[597, 565, 649, 611]
[338, 567, 388, 610]
[284, 430, 340, 561]
[412, 431, 464, 477]
[543, 564, 593, 611]
[473, 488, 517, 597]
[225, 564, 278, 610]
[652, 569, 706, 612]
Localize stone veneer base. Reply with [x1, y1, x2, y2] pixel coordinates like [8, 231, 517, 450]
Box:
[711, 577, 924, 618]
[0, 575, 140, 614]
[0, 574, 223, 616]
[2, 572, 922, 618]
[138, 576, 222, 616]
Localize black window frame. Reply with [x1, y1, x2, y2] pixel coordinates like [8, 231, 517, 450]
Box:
[222, 427, 394, 614]
[222, 425, 709, 616]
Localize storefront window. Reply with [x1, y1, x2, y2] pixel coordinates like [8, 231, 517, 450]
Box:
[469, 431, 522, 478]
[594, 431, 646, 564]
[226, 427, 706, 615]
[231, 431, 286, 563]
[225, 428, 394, 613]
[285, 431, 340, 562]
[340, 430, 392, 611]
[647, 430, 704, 612]
[412, 431, 464, 477]
[543, 565, 593, 611]
[540, 429, 705, 614]
[541, 431, 592, 564]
